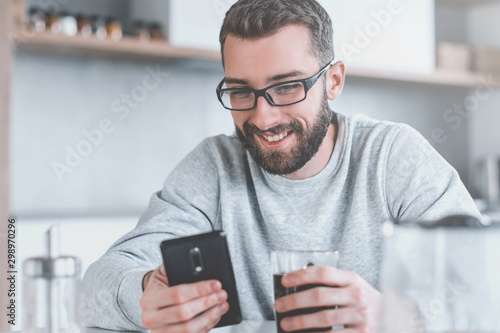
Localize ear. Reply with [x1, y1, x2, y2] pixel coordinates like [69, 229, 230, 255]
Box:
[325, 61, 345, 101]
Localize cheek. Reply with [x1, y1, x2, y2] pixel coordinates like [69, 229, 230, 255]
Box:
[290, 104, 316, 130]
[299, 86, 326, 126]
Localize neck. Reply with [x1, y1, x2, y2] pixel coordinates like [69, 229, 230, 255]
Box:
[283, 123, 336, 180]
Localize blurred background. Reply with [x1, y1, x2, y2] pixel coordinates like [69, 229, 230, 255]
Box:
[1, 0, 500, 330]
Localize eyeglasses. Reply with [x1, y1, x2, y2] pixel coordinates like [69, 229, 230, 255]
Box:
[216, 58, 335, 111]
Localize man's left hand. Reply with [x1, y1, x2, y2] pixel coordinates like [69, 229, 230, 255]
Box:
[274, 265, 381, 332]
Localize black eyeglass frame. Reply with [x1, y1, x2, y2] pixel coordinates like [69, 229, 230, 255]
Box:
[216, 58, 335, 111]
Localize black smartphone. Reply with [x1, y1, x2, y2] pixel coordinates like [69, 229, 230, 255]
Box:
[160, 231, 242, 328]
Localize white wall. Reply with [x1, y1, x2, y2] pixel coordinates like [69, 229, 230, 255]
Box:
[11, 54, 234, 217]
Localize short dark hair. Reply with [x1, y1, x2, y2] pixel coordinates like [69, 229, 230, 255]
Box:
[219, 0, 334, 67]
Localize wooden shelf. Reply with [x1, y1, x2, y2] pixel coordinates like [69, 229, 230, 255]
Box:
[347, 66, 496, 87]
[12, 30, 221, 61]
[12, 29, 498, 88]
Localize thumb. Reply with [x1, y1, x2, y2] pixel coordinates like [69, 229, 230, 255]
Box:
[159, 263, 166, 276]
[155, 263, 169, 286]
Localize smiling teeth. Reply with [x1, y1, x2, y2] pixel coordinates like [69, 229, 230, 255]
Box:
[263, 132, 289, 142]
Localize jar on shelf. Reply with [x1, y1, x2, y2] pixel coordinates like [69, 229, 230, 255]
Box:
[149, 22, 165, 42]
[131, 21, 150, 42]
[90, 15, 107, 39]
[59, 12, 77, 36]
[45, 11, 61, 34]
[28, 7, 46, 33]
[105, 17, 122, 41]
[76, 14, 92, 38]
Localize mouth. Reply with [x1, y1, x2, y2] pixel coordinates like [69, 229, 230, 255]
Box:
[255, 130, 294, 149]
[260, 130, 292, 143]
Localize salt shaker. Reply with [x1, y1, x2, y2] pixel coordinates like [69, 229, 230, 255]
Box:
[22, 225, 82, 332]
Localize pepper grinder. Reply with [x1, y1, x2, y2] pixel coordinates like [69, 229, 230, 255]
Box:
[22, 224, 82, 332]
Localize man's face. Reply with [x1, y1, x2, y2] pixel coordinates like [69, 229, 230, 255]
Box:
[223, 25, 333, 176]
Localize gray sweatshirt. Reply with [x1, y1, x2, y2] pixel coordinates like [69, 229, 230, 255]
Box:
[81, 113, 480, 331]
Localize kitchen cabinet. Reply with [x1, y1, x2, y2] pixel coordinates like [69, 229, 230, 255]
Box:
[320, 0, 436, 73]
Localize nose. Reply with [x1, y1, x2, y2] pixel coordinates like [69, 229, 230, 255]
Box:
[250, 95, 282, 131]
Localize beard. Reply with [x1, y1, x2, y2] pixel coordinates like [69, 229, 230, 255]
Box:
[235, 95, 333, 176]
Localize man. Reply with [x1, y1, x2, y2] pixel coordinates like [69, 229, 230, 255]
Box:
[82, 0, 481, 332]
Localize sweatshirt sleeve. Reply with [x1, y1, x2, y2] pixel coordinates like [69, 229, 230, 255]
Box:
[81, 138, 221, 330]
[384, 124, 481, 223]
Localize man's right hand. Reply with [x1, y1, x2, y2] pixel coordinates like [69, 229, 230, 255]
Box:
[140, 264, 229, 333]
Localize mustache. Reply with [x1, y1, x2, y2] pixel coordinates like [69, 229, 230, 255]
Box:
[242, 120, 303, 136]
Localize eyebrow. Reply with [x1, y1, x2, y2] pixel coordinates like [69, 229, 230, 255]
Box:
[224, 70, 307, 86]
[224, 77, 249, 85]
[268, 71, 306, 84]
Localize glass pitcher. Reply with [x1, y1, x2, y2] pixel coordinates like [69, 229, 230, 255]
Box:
[379, 215, 500, 333]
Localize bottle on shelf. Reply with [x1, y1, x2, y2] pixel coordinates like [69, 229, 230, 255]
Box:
[76, 14, 92, 38]
[131, 21, 151, 42]
[28, 7, 46, 33]
[149, 22, 165, 42]
[45, 10, 62, 34]
[59, 11, 77, 37]
[90, 15, 107, 40]
[105, 16, 122, 41]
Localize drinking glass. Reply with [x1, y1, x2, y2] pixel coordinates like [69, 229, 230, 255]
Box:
[272, 250, 340, 333]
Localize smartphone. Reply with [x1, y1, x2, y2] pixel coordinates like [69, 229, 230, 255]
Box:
[160, 231, 242, 328]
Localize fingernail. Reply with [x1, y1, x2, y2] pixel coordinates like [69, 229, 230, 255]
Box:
[216, 290, 227, 302]
[275, 300, 284, 312]
[211, 280, 222, 292]
[281, 318, 292, 330]
[283, 275, 296, 286]
[218, 302, 229, 314]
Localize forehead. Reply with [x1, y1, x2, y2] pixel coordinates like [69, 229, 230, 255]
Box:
[223, 25, 319, 84]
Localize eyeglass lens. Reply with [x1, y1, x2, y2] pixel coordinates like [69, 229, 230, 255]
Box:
[220, 81, 306, 110]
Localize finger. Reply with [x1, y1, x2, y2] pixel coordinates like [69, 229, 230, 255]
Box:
[282, 266, 357, 288]
[163, 302, 229, 333]
[280, 307, 364, 332]
[143, 279, 222, 310]
[143, 290, 227, 328]
[275, 286, 355, 313]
